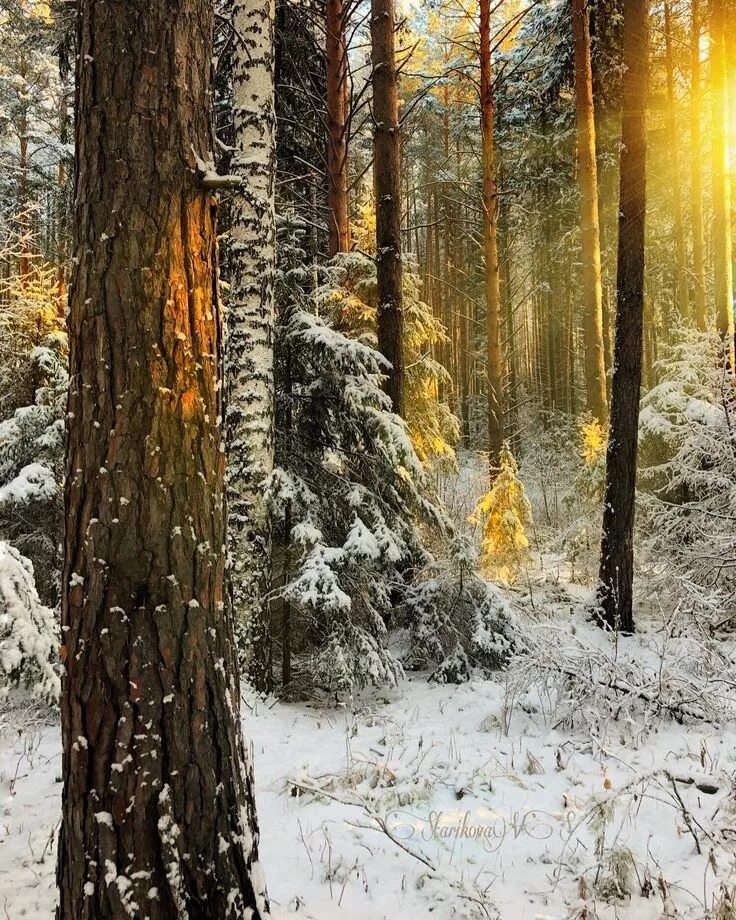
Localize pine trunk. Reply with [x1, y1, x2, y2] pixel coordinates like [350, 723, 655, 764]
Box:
[597, 0, 650, 633]
[480, 0, 505, 472]
[58, 0, 269, 916]
[371, 0, 404, 414]
[229, 0, 277, 691]
[664, 1, 690, 322]
[711, 0, 735, 364]
[326, 0, 351, 255]
[572, 0, 608, 426]
[691, 0, 707, 330]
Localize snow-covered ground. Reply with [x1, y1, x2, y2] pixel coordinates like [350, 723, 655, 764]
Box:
[2, 617, 736, 919]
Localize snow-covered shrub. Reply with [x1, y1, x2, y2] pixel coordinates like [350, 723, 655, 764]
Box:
[0, 541, 58, 701]
[470, 444, 533, 585]
[638, 330, 736, 626]
[404, 534, 514, 681]
[506, 614, 736, 740]
[0, 336, 66, 605]
[270, 217, 447, 693]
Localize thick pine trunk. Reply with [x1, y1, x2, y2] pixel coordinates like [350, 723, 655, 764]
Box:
[572, 0, 608, 426]
[58, 1, 269, 916]
[326, 0, 351, 256]
[480, 0, 505, 473]
[597, 0, 649, 633]
[228, 0, 277, 691]
[711, 0, 735, 364]
[691, 0, 707, 331]
[664, 1, 690, 323]
[371, 0, 404, 414]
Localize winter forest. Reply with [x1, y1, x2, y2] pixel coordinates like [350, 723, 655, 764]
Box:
[4, 0, 736, 916]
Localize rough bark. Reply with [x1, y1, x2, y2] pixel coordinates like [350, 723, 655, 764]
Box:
[228, 0, 277, 691]
[597, 0, 650, 633]
[480, 0, 505, 473]
[664, 0, 690, 323]
[711, 0, 735, 364]
[371, 0, 404, 414]
[58, 1, 269, 916]
[572, 0, 608, 426]
[691, 0, 707, 331]
[326, 0, 351, 255]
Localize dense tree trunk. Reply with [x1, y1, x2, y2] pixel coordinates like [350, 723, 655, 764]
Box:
[691, 0, 707, 331]
[58, 1, 270, 916]
[711, 0, 735, 364]
[480, 0, 505, 472]
[371, 0, 404, 413]
[228, 0, 277, 691]
[326, 0, 351, 255]
[597, 0, 650, 633]
[572, 0, 608, 426]
[664, 0, 690, 323]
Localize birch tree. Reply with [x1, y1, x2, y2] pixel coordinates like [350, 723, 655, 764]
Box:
[228, 0, 277, 690]
[57, 0, 270, 913]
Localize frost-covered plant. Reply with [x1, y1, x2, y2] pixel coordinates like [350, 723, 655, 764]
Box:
[0, 541, 58, 701]
[0, 335, 66, 605]
[506, 615, 736, 739]
[317, 250, 459, 468]
[638, 330, 736, 626]
[403, 534, 514, 682]
[471, 444, 532, 585]
[269, 217, 447, 693]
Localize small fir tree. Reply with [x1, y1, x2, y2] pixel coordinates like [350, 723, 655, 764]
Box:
[471, 443, 533, 584]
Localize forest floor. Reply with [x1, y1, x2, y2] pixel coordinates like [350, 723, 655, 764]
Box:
[1, 598, 735, 919]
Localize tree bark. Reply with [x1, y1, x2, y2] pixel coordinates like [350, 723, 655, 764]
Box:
[480, 0, 505, 473]
[371, 0, 404, 414]
[326, 0, 351, 255]
[711, 0, 735, 364]
[228, 0, 277, 691]
[691, 0, 707, 331]
[572, 0, 608, 426]
[597, 0, 650, 633]
[664, 0, 690, 323]
[58, 1, 270, 916]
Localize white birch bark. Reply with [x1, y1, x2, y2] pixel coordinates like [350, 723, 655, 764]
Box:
[227, 0, 276, 689]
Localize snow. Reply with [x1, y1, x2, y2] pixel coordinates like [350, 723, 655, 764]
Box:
[2, 619, 736, 918]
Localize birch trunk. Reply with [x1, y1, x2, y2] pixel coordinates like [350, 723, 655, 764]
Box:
[58, 0, 269, 914]
[229, 0, 277, 690]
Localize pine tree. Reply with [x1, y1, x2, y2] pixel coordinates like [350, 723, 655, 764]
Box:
[57, 0, 269, 914]
[571, 0, 608, 426]
[371, 0, 404, 414]
[598, 0, 650, 633]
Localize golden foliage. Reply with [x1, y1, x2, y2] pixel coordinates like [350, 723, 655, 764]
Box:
[579, 415, 606, 467]
[470, 444, 532, 584]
